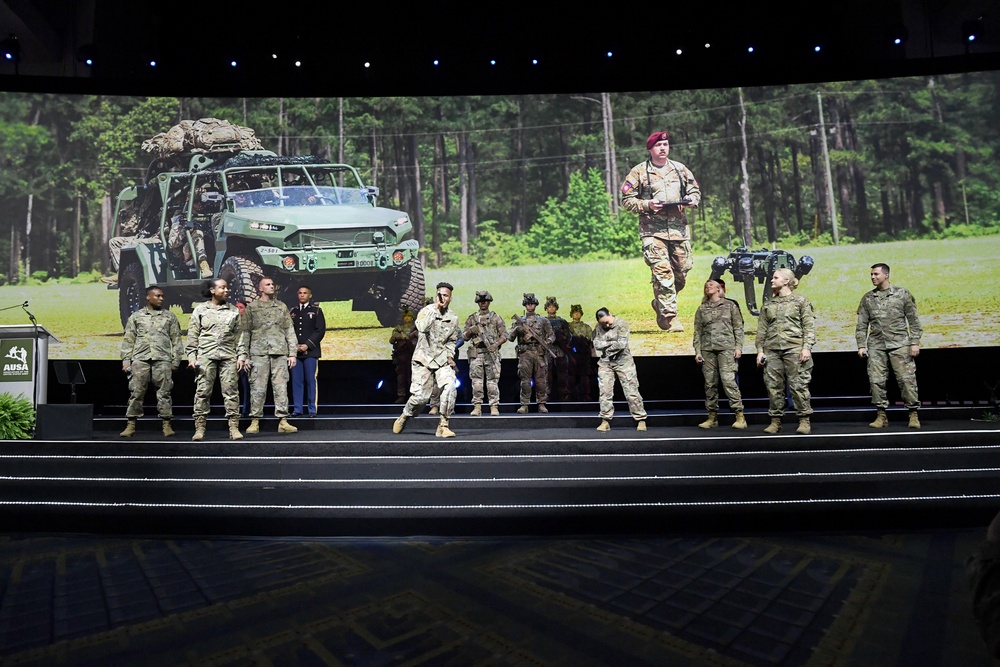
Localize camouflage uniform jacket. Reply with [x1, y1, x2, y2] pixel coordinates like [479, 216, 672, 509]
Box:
[389, 322, 417, 360]
[238, 299, 297, 360]
[463, 311, 508, 360]
[186, 302, 243, 363]
[412, 303, 459, 369]
[693, 299, 745, 355]
[569, 320, 594, 348]
[620, 159, 702, 240]
[855, 286, 922, 351]
[593, 318, 635, 365]
[509, 313, 555, 351]
[121, 307, 183, 365]
[755, 294, 816, 353]
[546, 316, 571, 357]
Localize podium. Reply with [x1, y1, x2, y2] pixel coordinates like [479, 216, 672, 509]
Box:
[0, 324, 59, 406]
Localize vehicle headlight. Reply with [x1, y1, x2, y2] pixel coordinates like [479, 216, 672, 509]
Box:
[393, 216, 409, 227]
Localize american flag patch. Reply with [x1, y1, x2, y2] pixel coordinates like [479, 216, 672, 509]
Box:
[621, 181, 634, 194]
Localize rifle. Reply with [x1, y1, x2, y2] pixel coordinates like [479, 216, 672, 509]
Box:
[467, 313, 498, 356]
[511, 313, 556, 360]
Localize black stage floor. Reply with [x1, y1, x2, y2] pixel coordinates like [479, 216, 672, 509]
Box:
[4, 401, 999, 538]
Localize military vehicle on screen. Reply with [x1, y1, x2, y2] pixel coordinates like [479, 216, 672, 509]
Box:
[111, 144, 424, 328]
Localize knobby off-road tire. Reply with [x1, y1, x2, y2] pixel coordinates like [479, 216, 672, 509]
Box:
[118, 262, 146, 328]
[373, 258, 426, 327]
[218, 255, 266, 306]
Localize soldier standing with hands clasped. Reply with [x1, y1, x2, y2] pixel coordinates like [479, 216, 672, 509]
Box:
[393, 282, 461, 437]
[856, 263, 923, 429]
[593, 307, 647, 432]
[620, 130, 702, 332]
[238, 277, 298, 435]
[464, 290, 507, 416]
[693, 278, 746, 429]
[120, 286, 183, 437]
[290, 284, 325, 417]
[755, 268, 816, 435]
[509, 293, 555, 414]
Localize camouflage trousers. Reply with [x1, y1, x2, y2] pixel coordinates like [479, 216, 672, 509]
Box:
[546, 353, 570, 401]
[569, 350, 594, 401]
[701, 350, 744, 412]
[469, 353, 502, 406]
[763, 348, 813, 417]
[394, 356, 413, 400]
[597, 358, 647, 421]
[517, 347, 549, 406]
[867, 346, 919, 409]
[167, 223, 207, 263]
[248, 355, 291, 418]
[193, 358, 240, 418]
[642, 237, 693, 320]
[404, 363, 456, 418]
[125, 360, 174, 419]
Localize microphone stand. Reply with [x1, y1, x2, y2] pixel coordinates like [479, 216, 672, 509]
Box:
[21, 303, 41, 407]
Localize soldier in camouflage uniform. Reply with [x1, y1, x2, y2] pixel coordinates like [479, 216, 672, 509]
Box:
[544, 296, 572, 401]
[187, 278, 245, 440]
[755, 268, 816, 435]
[238, 277, 299, 435]
[463, 290, 508, 416]
[389, 308, 418, 403]
[856, 263, 923, 429]
[620, 131, 702, 333]
[393, 282, 461, 437]
[593, 308, 647, 431]
[509, 293, 555, 414]
[120, 285, 184, 437]
[693, 279, 746, 429]
[568, 304, 595, 401]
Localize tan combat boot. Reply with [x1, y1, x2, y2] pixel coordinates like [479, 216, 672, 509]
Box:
[278, 418, 297, 433]
[436, 417, 456, 438]
[162, 419, 175, 437]
[698, 411, 718, 429]
[120, 419, 136, 438]
[517, 405, 529, 414]
[666, 319, 684, 333]
[228, 417, 243, 440]
[192, 416, 207, 441]
[636, 421, 647, 432]
[245, 418, 260, 434]
[869, 410, 888, 428]
[597, 419, 611, 432]
[470, 404, 482, 416]
[537, 404, 549, 414]
[732, 411, 747, 429]
[763, 417, 782, 434]
[490, 405, 500, 416]
[198, 259, 213, 278]
[428, 406, 439, 415]
[796, 417, 811, 435]
[908, 410, 921, 429]
[392, 415, 408, 434]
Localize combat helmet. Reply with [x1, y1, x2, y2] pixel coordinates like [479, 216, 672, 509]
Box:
[475, 290, 494, 303]
[544, 296, 559, 310]
[570, 304, 583, 316]
[522, 292, 539, 306]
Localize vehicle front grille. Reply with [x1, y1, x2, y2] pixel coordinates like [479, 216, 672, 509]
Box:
[285, 229, 384, 249]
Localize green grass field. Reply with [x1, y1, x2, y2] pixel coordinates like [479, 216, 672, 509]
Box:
[2, 236, 997, 360]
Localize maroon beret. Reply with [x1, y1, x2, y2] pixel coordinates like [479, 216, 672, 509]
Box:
[646, 131, 670, 150]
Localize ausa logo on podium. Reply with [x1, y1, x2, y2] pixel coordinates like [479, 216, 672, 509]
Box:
[0, 339, 32, 381]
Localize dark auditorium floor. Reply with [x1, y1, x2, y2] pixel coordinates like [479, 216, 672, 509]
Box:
[0, 526, 994, 666]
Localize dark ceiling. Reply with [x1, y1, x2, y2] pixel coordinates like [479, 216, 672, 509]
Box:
[0, 0, 998, 96]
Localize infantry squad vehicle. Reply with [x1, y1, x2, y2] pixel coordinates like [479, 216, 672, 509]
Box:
[111, 147, 424, 327]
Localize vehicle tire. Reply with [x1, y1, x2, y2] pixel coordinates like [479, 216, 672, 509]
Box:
[218, 255, 265, 306]
[118, 262, 146, 328]
[373, 258, 426, 327]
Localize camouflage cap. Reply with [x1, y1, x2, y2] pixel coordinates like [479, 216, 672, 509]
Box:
[570, 304, 583, 315]
[544, 296, 559, 310]
[522, 292, 539, 306]
[401, 307, 415, 321]
[475, 290, 494, 303]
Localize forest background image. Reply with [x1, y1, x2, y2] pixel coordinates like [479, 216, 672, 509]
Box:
[0, 70, 997, 359]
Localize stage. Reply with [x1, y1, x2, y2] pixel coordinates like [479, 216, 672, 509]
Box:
[3, 400, 999, 538]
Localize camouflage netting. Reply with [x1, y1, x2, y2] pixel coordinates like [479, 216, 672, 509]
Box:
[218, 153, 321, 169]
[142, 118, 263, 157]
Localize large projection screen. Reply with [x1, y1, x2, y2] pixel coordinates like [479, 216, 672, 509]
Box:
[0, 71, 997, 359]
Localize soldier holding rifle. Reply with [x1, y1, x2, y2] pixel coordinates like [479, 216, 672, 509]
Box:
[509, 293, 555, 414]
[463, 290, 507, 416]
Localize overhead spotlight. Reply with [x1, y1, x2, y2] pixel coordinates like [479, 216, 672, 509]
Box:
[76, 44, 96, 67]
[433, 59, 439, 66]
[888, 24, 909, 46]
[272, 53, 278, 59]
[294, 60, 301, 67]
[676, 49, 683, 55]
[364, 61, 370, 68]
[606, 51, 613, 58]
[149, 60, 157, 67]
[230, 59, 237, 67]
[747, 46, 755, 53]
[704, 43, 711, 49]
[490, 59, 496, 65]
[814, 45, 822, 53]
[1, 34, 21, 63]
[962, 17, 983, 43]
[532, 58, 538, 65]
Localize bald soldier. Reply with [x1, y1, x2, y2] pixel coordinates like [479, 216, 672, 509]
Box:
[620, 131, 702, 332]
